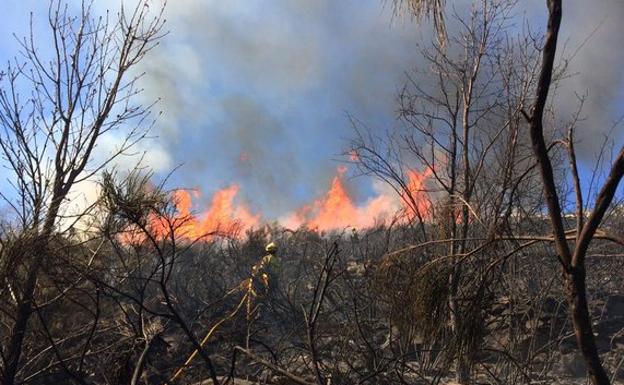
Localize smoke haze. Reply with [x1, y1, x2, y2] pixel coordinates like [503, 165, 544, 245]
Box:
[1, 0, 623, 220]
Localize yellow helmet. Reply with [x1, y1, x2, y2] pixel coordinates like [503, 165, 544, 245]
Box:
[265, 242, 278, 254]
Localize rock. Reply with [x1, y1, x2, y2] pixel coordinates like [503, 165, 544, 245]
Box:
[606, 295, 624, 316]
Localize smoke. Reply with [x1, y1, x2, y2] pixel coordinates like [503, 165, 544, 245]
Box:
[3, 1, 622, 223]
[556, 0, 624, 158]
[135, 0, 421, 218]
[218, 95, 299, 214]
[124, 0, 624, 217]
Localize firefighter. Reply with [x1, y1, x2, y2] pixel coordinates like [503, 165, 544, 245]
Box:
[260, 242, 280, 293]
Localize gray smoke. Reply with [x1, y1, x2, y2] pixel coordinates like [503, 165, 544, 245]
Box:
[134, 0, 624, 216]
[557, 0, 624, 158]
[135, 0, 420, 215]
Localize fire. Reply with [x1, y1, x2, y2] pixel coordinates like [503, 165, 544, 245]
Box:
[143, 185, 260, 241]
[176, 186, 260, 238]
[402, 168, 434, 220]
[280, 166, 431, 232]
[140, 165, 433, 241]
[281, 168, 366, 230]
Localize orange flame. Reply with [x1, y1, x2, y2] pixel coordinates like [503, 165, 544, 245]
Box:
[281, 166, 431, 232]
[402, 168, 434, 220]
[140, 165, 433, 240]
[141, 186, 260, 241]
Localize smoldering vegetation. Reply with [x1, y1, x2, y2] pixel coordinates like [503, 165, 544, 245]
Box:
[2, 206, 623, 385]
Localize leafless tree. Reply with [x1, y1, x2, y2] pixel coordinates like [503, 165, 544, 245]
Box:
[352, 1, 624, 384]
[0, 1, 165, 384]
[351, 1, 547, 382]
[525, 1, 624, 384]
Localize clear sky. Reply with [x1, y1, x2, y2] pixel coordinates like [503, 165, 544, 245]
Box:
[1, 0, 623, 224]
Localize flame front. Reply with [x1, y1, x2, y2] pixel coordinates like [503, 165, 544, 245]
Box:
[402, 168, 434, 221]
[145, 186, 260, 241]
[281, 167, 400, 231]
[144, 166, 432, 240]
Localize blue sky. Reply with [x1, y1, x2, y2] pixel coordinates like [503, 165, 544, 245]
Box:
[1, 0, 623, 221]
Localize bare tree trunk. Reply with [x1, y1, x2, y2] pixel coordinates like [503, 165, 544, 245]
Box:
[3, 281, 36, 385]
[0, 1, 165, 382]
[130, 338, 154, 385]
[527, 1, 615, 384]
[3, 199, 61, 385]
[566, 268, 611, 384]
